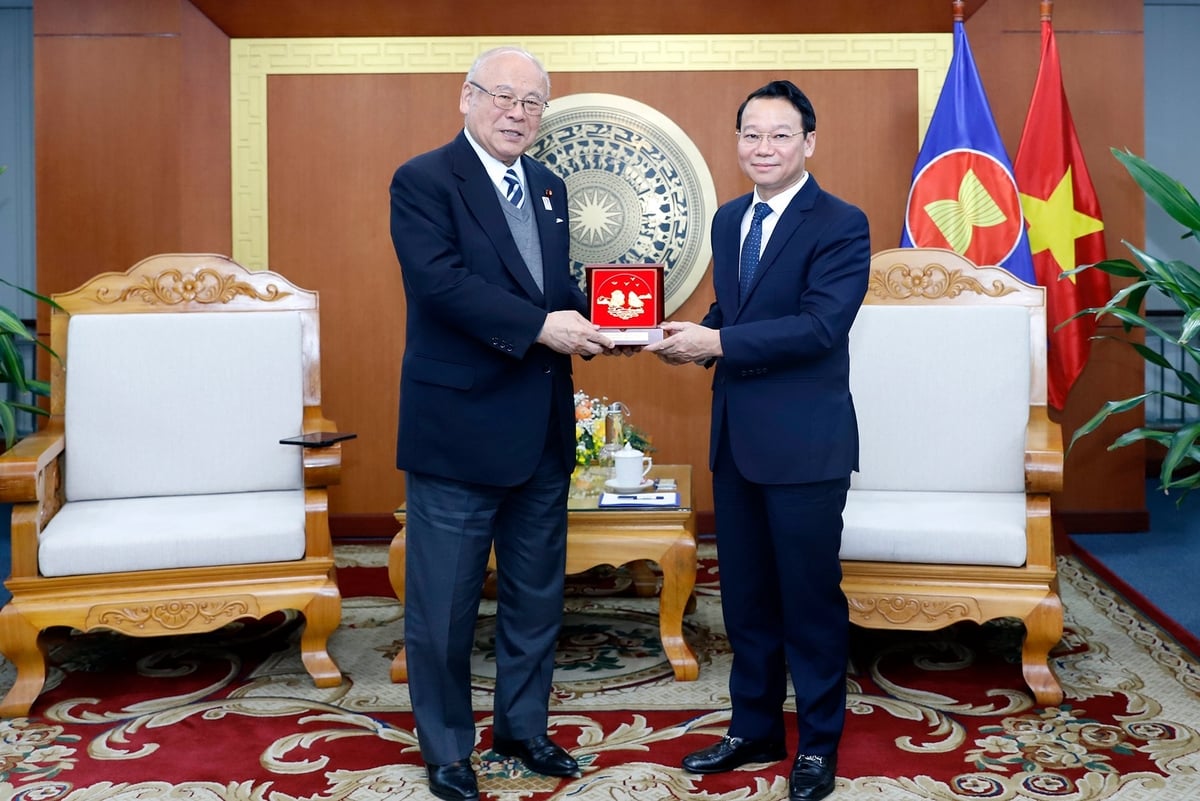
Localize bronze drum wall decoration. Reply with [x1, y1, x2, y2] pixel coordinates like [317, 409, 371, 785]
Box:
[528, 93, 718, 316]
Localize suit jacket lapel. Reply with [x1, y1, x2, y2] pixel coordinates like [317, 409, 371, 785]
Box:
[451, 136, 545, 302]
[718, 196, 750, 312]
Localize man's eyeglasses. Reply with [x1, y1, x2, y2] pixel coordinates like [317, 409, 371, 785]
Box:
[468, 81, 549, 117]
[736, 131, 808, 146]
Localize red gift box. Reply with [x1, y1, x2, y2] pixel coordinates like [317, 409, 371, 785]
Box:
[585, 265, 665, 345]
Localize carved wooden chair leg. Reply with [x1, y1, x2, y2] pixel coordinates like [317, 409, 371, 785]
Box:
[0, 607, 49, 717]
[390, 647, 409, 683]
[387, 530, 407, 605]
[1022, 592, 1065, 707]
[300, 585, 344, 687]
[482, 570, 498, 600]
[387, 528, 410, 682]
[658, 539, 699, 681]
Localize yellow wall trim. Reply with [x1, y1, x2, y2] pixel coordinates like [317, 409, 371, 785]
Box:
[231, 34, 952, 269]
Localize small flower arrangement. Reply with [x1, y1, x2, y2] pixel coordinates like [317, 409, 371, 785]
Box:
[573, 389, 653, 467]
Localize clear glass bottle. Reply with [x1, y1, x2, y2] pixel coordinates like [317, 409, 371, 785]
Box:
[599, 402, 630, 475]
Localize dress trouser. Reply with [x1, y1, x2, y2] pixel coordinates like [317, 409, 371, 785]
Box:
[404, 426, 569, 765]
[711, 423, 850, 755]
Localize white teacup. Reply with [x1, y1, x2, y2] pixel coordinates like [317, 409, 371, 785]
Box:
[612, 442, 652, 487]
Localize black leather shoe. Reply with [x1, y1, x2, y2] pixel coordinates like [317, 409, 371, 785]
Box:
[681, 736, 788, 774]
[426, 759, 479, 801]
[492, 734, 581, 778]
[789, 753, 837, 801]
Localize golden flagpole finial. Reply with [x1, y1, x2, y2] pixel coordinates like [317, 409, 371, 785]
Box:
[953, 0, 964, 23]
[1041, 0, 1053, 22]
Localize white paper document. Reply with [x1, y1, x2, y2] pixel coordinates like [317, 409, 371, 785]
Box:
[598, 491, 681, 508]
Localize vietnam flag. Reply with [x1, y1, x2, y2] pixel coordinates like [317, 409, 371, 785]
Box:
[1013, 9, 1111, 411]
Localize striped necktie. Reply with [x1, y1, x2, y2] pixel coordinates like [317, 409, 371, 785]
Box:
[503, 169, 524, 208]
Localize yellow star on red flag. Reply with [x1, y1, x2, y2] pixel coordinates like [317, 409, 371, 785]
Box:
[1013, 12, 1111, 410]
[1020, 165, 1104, 284]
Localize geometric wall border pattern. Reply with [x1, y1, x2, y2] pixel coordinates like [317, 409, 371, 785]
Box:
[231, 33, 952, 270]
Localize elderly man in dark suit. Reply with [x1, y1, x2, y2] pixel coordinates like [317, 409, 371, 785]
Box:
[647, 80, 871, 801]
[389, 46, 614, 801]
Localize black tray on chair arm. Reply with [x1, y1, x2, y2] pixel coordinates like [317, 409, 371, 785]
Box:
[279, 432, 357, 448]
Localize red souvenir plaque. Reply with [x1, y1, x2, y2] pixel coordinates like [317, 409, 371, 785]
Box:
[585, 264, 665, 345]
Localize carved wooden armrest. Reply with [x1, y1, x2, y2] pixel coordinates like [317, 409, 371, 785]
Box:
[285, 414, 351, 488]
[0, 426, 66, 577]
[0, 426, 66, 505]
[1025, 405, 1063, 494]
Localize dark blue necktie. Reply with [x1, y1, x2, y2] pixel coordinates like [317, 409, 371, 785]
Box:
[503, 169, 524, 208]
[739, 202, 772, 301]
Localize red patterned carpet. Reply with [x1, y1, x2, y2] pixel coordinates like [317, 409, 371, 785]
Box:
[1, 545, 1199, 800]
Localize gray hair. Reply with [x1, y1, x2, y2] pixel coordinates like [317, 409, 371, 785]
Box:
[466, 46, 551, 97]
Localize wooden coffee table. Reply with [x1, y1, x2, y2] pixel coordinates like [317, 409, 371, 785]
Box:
[388, 464, 698, 682]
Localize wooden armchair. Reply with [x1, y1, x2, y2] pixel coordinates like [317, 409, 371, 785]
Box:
[0, 254, 345, 716]
[841, 248, 1065, 705]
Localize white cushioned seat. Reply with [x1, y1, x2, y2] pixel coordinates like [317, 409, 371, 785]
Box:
[841, 490, 1027, 566]
[37, 490, 306, 577]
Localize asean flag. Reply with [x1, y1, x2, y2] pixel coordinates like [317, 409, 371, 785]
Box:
[1014, 11, 1110, 411]
[901, 17, 1036, 284]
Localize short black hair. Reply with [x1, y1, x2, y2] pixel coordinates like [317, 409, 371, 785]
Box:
[735, 80, 816, 134]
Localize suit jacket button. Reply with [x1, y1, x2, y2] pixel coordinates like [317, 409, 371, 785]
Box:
[543, 365, 552, 373]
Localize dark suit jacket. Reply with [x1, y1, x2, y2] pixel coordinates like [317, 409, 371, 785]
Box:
[389, 131, 587, 486]
[702, 175, 871, 485]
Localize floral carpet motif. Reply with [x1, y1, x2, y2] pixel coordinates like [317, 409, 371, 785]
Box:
[0, 547, 1198, 800]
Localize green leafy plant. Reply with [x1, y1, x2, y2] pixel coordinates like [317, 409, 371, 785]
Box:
[1064, 148, 1200, 495]
[0, 165, 59, 449]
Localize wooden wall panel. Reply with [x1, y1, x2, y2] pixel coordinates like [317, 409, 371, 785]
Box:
[35, 35, 182, 292]
[34, 0, 230, 299]
[35, 0, 180, 35]
[265, 74, 434, 518]
[179, 1, 231, 249]
[265, 69, 913, 518]
[188, 0, 989, 37]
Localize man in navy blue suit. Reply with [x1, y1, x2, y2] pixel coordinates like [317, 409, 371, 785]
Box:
[389, 47, 615, 801]
[647, 80, 870, 801]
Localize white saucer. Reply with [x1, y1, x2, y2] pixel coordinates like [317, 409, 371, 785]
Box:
[604, 478, 655, 493]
